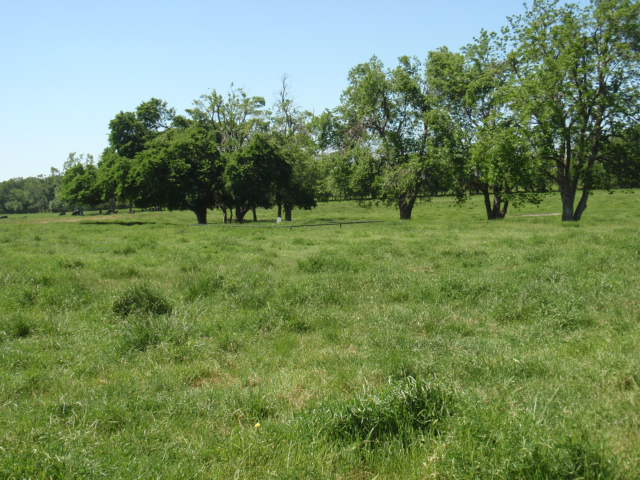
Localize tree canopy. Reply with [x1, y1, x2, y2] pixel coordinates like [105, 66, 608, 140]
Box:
[13, 0, 638, 222]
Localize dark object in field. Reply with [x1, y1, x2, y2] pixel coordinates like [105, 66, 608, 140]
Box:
[72, 209, 84, 216]
[59, 211, 66, 216]
[107, 209, 118, 214]
[0, 215, 7, 219]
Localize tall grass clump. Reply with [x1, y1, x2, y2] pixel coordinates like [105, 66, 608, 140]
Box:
[119, 314, 191, 352]
[112, 284, 172, 318]
[297, 251, 359, 274]
[1, 314, 32, 340]
[316, 377, 454, 446]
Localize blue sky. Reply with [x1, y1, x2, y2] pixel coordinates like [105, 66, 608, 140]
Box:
[1, 0, 539, 180]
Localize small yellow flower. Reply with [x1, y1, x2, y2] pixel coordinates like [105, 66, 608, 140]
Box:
[255, 422, 261, 429]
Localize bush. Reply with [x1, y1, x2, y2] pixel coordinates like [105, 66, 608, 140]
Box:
[317, 377, 454, 445]
[113, 284, 172, 318]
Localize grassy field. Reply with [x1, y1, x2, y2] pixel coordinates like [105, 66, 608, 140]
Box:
[1, 192, 639, 479]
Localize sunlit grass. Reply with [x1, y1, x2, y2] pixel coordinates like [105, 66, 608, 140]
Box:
[1, 191, 639, 478]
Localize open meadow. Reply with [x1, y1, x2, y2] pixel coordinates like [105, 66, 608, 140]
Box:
[1, 192, 639, 479]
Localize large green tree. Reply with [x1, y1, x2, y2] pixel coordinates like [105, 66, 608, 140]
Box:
[507, 0, 640, 221]
[131, 124, 223, 224]
[59, 153, 101, 211]
[224, 134, 292, 222]
[188, 87, 268, 220]
[427, 33, 546, 220]
[106, 98, 175, 209]
[338, 56, 448, 219]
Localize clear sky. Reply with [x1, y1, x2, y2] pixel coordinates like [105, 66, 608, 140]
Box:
[1, 0, 542, 181]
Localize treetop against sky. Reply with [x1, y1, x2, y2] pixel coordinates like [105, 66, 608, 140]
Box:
[0, 0, 590, 182]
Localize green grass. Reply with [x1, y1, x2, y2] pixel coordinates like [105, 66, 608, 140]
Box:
[1, 191, 639, 479]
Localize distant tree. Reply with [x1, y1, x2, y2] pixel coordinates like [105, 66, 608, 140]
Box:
[223, 134, 291, 222]
[108, 98, 175, 158]
[188, 86, 267, 220]
[338, 56, 449, 219]
[270, 76, 318, 221]
[602, 124, 640, 188]
[131, 124, 223, 224]
[188, 87, 267, 153]
[59, 153, 101, 210]
[0, 171, 62, 214]
[506, 0, 640, 221]
[312, 110, 371, 201]
[427, 35, 546, 219]
[106, 98, 175, 209]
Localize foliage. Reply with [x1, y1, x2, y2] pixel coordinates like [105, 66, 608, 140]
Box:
[506, 0, 640, 220]
[427, 33, 546, 220]
[131, 124, 223, 223]
[58, 153, 101, 210]
[336, 56, 449, 219]
[223, 134, 291, 221]
[0, 169, 61, 214]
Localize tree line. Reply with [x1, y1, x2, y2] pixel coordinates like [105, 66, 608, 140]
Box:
[2, 0, 639, 222]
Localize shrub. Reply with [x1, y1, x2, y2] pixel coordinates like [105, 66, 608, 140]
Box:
[113, 284, 172, 318]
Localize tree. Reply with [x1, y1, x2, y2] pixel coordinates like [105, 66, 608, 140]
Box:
[108, 98, 175, 158]
[507, 0, 640, 221]
[223, 134, 291, 222]
[131, 124, 223, 224]
[188, 86, 268, 220]
[270, 76, 318, 221]
[0, 169, 63, 214]
[96, 147, 129, 210]
[106, 98, 175, 209]
[188, 87, 267, 153]
[427, 33, 546, 220]
[59, 153, 101, 210]
[596, 123, 640, 189]
[338, 56, 448, 219]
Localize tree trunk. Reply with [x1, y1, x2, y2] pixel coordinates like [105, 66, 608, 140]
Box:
[573, 188, 590, 221]
[482, 188, 493, 219]
[222, 207, 228, 224]
[194, 207, 207, 225]
[277, 203, 282, 219]
[482, 187, 508, 220]
[284, 204, 293, 222]
[252, 207, 257, 222]
[398, 195, 415, 220]
[235, 206, 248, 223]
[489, 195, 508, 219]
[561, 187, 577, 221]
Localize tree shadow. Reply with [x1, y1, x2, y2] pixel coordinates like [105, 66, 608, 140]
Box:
[79, 221, 156, 226]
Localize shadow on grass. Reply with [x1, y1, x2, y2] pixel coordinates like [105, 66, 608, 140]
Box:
[79, 221, 156, 226]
